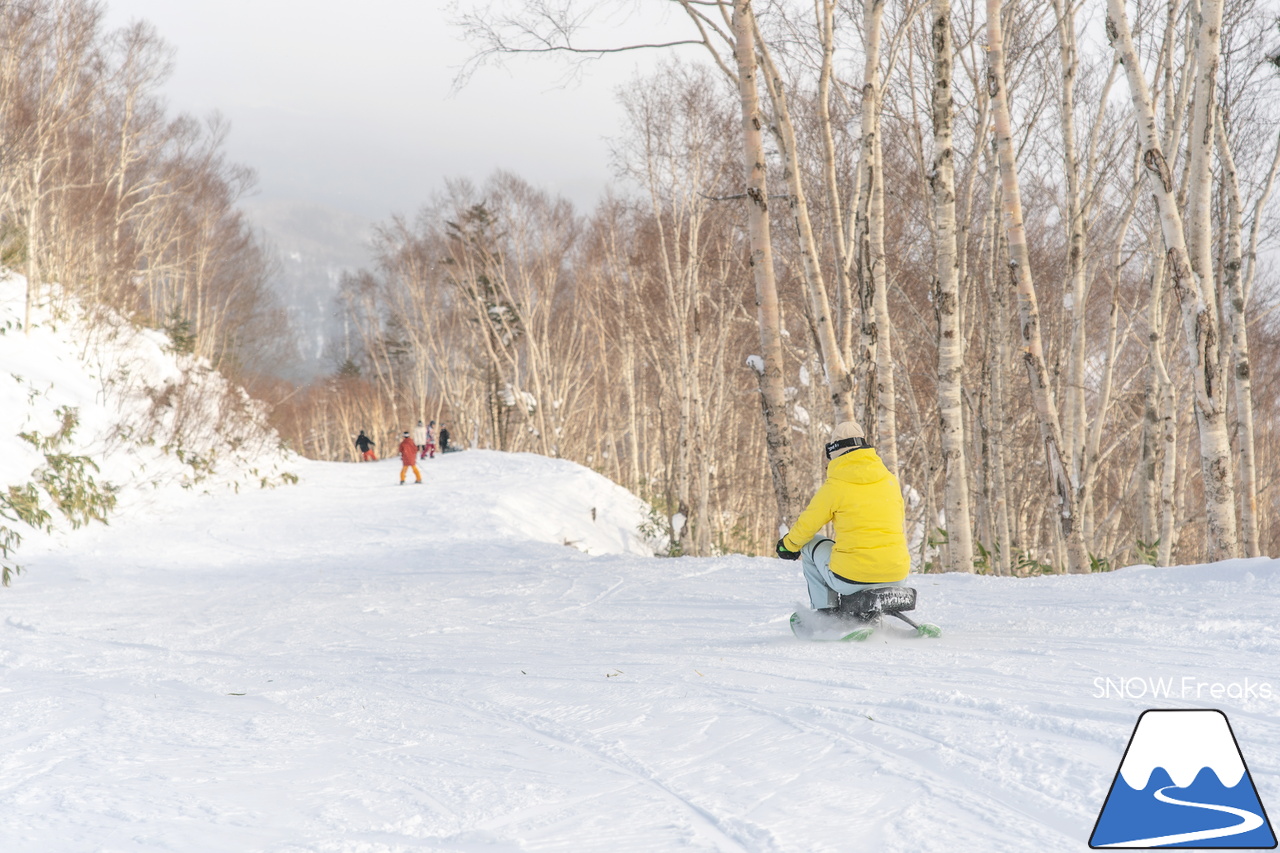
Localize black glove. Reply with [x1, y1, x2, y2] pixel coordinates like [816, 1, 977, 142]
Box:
[776, 538, 801, 560]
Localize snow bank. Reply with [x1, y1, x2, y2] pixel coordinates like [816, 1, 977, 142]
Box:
[0, 273, 296, 569]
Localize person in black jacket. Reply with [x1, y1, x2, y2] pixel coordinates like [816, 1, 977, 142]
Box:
[438, 426, 451, 453]
[355, 430, 376, 461]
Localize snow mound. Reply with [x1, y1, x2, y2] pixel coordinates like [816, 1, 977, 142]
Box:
[434, 449, 658, 555]
[299, 448, 659, 557]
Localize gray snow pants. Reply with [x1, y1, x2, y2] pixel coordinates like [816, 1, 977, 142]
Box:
[800, 536, 903, 610]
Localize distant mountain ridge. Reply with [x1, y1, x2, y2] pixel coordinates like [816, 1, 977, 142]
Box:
[241, 198, 374, 380]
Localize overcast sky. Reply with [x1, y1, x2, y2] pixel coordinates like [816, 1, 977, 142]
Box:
[102, 0, 691, 223]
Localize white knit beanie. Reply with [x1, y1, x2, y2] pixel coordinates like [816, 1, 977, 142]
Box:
[825, 420, 868, 459]
[831, 420, 864, 442]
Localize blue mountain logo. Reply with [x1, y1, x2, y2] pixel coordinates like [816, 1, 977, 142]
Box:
[1091, 709, 1276, 848]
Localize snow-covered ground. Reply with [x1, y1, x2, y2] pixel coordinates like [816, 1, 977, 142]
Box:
[2, 449, 1278, 852]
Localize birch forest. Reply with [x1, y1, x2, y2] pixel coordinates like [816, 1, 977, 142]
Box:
[7, 0, 1280, 573]
[274, 0, 1280, 572]
[0, 0, 287, 378]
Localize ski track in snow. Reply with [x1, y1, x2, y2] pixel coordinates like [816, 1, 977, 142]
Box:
[2, 452, 1279, 852]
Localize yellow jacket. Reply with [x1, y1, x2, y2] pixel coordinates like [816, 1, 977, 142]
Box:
[781, 448, 910, 583]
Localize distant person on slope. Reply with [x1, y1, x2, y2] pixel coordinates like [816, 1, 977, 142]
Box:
[424, 420, 437, 459]
[438, 425, 451, 453]
[775, 420, 910, 611]
[412, 419, 428, 459]
[398, 431, 422, 485]
[355, 430, 377, 462]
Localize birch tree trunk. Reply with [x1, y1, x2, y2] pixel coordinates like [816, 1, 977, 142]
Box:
[753, 25, 856, 426]
[1184, 0, 1223, 292]
[1214, 113, 1259, 558]
[733, 0, 802, 528]
[1144, 260, 1178, 566]
[854, 0, 898, 471]
[1050, 0, 1119, 526]
[983, 179, 1014, 577]
[987, 0, 1089, 574]
[814, 0, 859, 389]
[929, 0, 972, 572]
[870, 143, 899, 474]
[1140, 362, 1160, 560]
[1049, 0, 1087, 484]
[1104, 0, 1239, 560]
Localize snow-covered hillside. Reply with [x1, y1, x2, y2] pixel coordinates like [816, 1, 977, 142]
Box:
[2, 441, 1278, 851]
[0, 273, 296, 579]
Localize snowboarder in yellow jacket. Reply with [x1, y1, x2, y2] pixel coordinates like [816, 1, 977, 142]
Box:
[775, 420, 910, 610]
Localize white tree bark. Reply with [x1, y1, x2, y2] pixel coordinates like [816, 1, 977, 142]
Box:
[1214, 113, 1259, 558]
[753, 23, 857, 424]
[929, 0, 972, 572]
[814, 0, 858, 385]
[1184, 0, 1224, 295]
[983, 178, 1014, 577]
[853, 0, 898, 470]
[1104, 0, 1239, 560]
[987, 0, 1090, 574]
[732, 0, 802, 527]
[1050, 0, 1087, 483]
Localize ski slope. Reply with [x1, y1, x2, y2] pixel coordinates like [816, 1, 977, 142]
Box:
[2, 451, 1279, 852]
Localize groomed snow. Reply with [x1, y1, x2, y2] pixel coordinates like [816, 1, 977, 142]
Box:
[2, 451, 1279, 852]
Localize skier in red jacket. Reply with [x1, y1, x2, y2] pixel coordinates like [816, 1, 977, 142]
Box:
[398, 432, 422, 485]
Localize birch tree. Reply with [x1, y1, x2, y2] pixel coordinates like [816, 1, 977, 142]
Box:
[929, 0, 973, 571]
[987, 0, 1090, 574]
[1215, 112, 1259, 558]
[1104, 0, 1240, 560]
[752, 10, 858, 425]
[853, 0, 900, 469]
